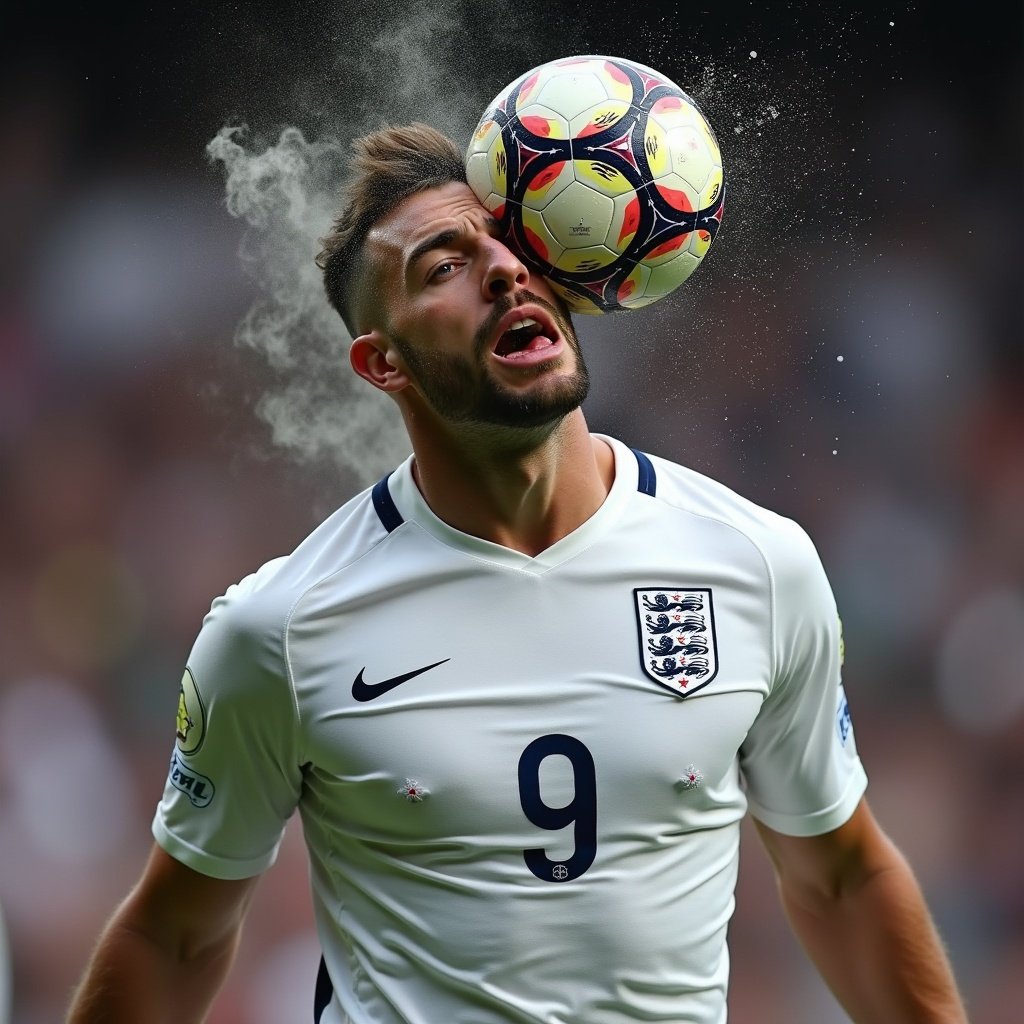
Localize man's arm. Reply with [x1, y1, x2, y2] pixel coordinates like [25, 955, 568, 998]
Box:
[754, 798, 968, 1024]
[66, 843, 260, 1023]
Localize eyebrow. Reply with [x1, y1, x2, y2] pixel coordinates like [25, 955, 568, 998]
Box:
[405, 217, 503, 274]
[406, 228, 460, 273]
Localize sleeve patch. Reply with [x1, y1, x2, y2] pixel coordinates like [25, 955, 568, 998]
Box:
[836, 690, 854, 745]
[175, 667, 207, 755]
[168, 751, 216, 808]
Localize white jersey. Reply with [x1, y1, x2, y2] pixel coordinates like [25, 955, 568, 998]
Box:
[153, 434, 866, 1024]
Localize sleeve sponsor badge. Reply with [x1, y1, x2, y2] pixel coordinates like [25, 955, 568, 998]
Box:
[175, 667, 207, 755]
[634, 587, 719, 698]
[168, 750, 215, 808]
[836, 686, 855, 746]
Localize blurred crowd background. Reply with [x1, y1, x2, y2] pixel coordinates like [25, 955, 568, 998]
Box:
[1, 3, 1021, 1022]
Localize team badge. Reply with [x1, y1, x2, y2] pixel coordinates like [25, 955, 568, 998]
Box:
[634, 587, 719, 697]
[175, 667, 206, 755]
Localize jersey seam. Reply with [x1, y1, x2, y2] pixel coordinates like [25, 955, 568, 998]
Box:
[644, 488, 779, 692]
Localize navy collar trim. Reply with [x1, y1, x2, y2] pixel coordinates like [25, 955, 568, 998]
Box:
[371, 474, 403, 533]
[371, 445, 657, 532]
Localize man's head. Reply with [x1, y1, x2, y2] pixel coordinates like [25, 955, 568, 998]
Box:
[317, 123, 587, 438]
[316, 122, 468, 338]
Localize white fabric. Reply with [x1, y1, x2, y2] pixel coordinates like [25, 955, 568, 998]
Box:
[153, 434, 866, 1024]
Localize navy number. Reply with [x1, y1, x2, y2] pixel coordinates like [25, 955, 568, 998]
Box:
[518, 734, 597, 882]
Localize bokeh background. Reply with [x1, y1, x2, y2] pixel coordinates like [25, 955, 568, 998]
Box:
[1, 2, 1021, 1021]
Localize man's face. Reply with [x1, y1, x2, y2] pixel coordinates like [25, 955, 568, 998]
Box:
[360, 182, 589, 429]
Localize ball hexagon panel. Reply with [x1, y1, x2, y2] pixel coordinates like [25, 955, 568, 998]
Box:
[647, 93, 702, 132]
[639, 228, 690, 266]
[686, 223, 715, 260]
[554, 244, 620, 274]
[518, 206, 565, 267]
[478, 131, 509, 198]
[568, 100, 633, 140]
[465, 152, 496, 207]
[515, 103, 571, 141]
[521, 159, 575, 210]
[570, 57, 635, 101]
[547, 279, 606, 315]
[616, 261, 651, 307]
[662, 125, 716, 193]
[572, 156, 637, 200]
[649, 171, 700, 220]
[645, 249, 702, 296]
[533, 72, 612, 123]
[542, 180, 615, 250]
[469, 115, 502, 150]
[642, 118, 674, 179]
[477, 191, 508, 219]
[605, 191, 643, 252]
[699, 171, 725, 210]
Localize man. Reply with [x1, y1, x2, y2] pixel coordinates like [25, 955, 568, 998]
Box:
[67, 122, 967, 1023]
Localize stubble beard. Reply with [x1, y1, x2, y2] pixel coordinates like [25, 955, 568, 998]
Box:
[392, 291, 590, 430]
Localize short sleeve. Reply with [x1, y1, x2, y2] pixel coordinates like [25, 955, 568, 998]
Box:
[152, 561, 303, 879]
[740, 520, 867, 836]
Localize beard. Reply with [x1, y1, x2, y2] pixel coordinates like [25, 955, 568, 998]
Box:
[391, 290, 590, 429]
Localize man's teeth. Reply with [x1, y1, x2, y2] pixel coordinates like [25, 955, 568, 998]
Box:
[508, 318, 539, 330]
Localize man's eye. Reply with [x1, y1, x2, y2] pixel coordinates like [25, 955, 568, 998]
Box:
[429, 260, 458, 281]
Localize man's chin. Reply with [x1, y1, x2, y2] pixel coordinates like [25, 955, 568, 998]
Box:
[468, 373, 590, 429]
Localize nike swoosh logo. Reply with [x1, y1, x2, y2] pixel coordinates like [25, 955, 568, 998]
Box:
[351, 659, 450, 702]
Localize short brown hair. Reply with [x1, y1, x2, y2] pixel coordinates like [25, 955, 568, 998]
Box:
[316, 122, 467, 335]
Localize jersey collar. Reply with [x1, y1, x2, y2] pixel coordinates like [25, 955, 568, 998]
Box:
[376, 435, 652, 571]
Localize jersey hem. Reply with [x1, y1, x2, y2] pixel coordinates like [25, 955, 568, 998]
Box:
[151, 815, 278, 880]
[746, 759, 868, 837]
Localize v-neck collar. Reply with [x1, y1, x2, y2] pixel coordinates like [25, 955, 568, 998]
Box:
[373, 435, 654, 572]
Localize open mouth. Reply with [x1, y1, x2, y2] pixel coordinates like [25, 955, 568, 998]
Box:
[492, 307, 561, 361]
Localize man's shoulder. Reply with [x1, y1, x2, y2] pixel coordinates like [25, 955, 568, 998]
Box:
[628, 443, 820, 573]
[639, 448, 792, 529]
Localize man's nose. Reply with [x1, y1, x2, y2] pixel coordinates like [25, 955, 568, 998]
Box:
[481, 235, 530, 299]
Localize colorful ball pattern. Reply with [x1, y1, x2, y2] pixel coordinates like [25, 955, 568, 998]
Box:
[466, 55, 725, 314]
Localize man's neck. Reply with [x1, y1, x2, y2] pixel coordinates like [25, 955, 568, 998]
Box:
[408, 413, 615, 557]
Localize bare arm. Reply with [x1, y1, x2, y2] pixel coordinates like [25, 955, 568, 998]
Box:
[66, 843, 260, 1023]
[754, 798, 968, 1023]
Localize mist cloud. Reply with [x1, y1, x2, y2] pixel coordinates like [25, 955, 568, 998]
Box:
[204, 0, 500, 488]
[206, 122, 410, 488]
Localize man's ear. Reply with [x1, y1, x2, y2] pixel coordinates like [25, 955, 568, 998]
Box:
[349, 331, 410, 393]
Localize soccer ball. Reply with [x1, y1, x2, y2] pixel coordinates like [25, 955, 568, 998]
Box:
[465, 55, 725, 314]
